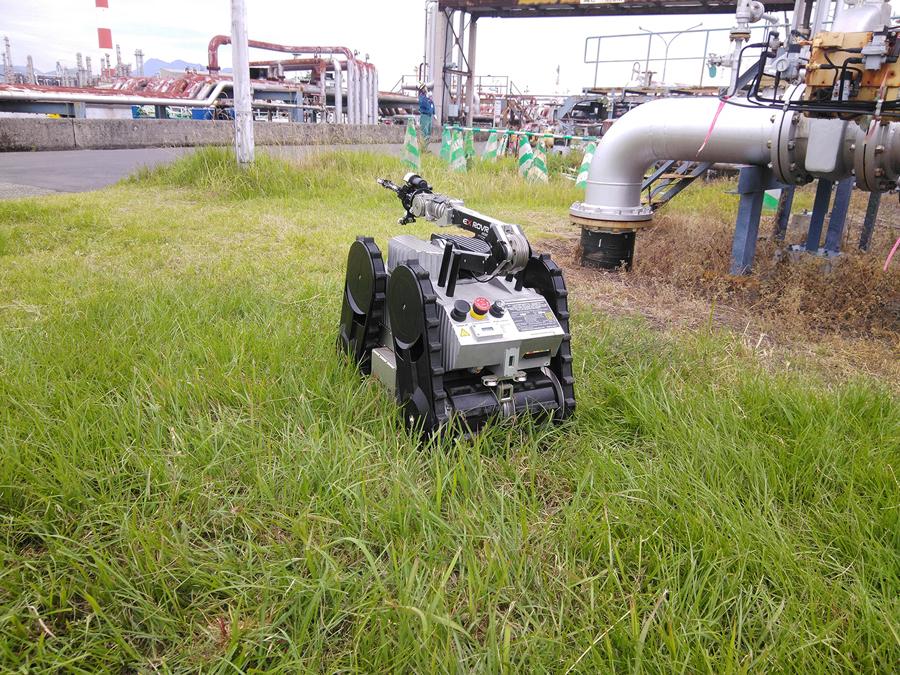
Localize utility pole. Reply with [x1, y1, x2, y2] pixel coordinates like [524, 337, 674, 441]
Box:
[231, 0, 255, 166]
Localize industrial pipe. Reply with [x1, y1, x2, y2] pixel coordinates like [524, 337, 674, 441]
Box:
[0, 76, 335, 110]
[790, 0, 808, 32]
[207, 35, 372, 124]
[372, 66, 380, 124]
[331, 56, 343, 123]
[572, 98, 773, 224]
[366, 62, 376, 123]
[248, 58, 330, 69]
[360, 64, 369, 124]
[207, 36, 357, 75]
[810, 0, 832, 36]
[360, 62, 377, 124]
[571, 96, 900, 227]
[319, 62, 327, 118]
[0, 80, 231, 108]
[347, 61, 357, 124]
[424, 1, 439, 84]
[832, 0, 892, 31]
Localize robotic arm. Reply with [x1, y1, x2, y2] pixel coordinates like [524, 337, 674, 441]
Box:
[377, 173, 531, 279]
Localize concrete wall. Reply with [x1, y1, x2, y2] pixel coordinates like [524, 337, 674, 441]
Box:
[0, 118, 77, 151]
[0, 118, 406, 152]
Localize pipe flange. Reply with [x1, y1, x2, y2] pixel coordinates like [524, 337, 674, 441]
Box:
[569, 201, 652, 224]
[573, 216, 651, 233]
[771, 85, 812, 186]
[854, 123, 899, 193]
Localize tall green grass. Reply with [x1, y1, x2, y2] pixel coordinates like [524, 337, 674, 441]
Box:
[0, 149, 897, 671]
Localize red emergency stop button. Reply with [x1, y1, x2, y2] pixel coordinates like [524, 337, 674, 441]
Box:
[471, 297, 490, 319]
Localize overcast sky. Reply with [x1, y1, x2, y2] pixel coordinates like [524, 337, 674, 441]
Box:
[3, 1, 899, 92]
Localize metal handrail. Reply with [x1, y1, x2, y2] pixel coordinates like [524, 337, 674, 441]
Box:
[583, 16, 900, 88]
[583, 23, 790, 88]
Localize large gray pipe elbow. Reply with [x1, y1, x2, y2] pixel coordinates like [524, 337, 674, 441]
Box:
[570, 92, 900, 231]
[571, 98, 773, 224]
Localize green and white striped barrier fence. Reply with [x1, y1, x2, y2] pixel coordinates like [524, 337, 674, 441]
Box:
[531, 139, 549, 183]
[445, 125, 598, 143]
[439, 127, 452, 162]
[575, 141, 596, 189]
[464, 129, 476, 160]
[450, 130, 467, 173]
[517, 138, 534, 179]
[496, 131, 509, 158]
[401, 119, 421, 172]
[482, 130, 500, 161]
[437, 125, 597, 181]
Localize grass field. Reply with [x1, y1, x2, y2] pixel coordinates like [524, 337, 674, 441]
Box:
[1, 148, 898, 672]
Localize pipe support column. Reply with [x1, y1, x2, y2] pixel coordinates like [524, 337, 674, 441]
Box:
[465, 17, 477, 128]
[858, 191, 881, 251]
[806, 179, 834, 252]
[431, 9, 449, 125]
[730, 166, 778, 275]
[823, 177, 854, 252]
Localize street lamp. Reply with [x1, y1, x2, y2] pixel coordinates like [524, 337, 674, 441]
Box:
[638, 22, 703, 85]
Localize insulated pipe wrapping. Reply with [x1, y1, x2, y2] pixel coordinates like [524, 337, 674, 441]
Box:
[367, 64, 376, 124]
[574, 97, 772, 220]
[319, 65, 326, 118]
[357, 63, 365, 124]
[360, 66, 369, 125]
[355, 63, 362, 124]
[331, 56, 343, 123]
[346, 60, 356, 124]
[810, 0, 832, 35]
[373, 68, 379, 124]
[363, 63, 373, 124]
[361, 65, 368, 124]
[0, 81, 231, 107]
[424, 1, 439, 84]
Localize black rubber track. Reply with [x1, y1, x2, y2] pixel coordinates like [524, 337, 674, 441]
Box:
[523, 253, 577, 420]
[337, 237, 387, 375]
[387, 263, 450, 437]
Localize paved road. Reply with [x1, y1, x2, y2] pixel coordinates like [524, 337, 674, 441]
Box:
[0, 148, 194, 197]
[0, 144, 407, 199]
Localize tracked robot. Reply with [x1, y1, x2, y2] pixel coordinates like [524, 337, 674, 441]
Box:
[338, 174, 575, 436]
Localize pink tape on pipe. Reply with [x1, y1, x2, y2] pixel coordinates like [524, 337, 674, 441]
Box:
[698, 97, 728, 156]
[885, 236, 900, 272]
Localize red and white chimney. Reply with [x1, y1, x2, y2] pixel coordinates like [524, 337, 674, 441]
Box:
[96, 0, 113, 50]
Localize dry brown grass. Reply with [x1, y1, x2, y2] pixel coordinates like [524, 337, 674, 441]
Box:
[539, 179, 900, 382]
